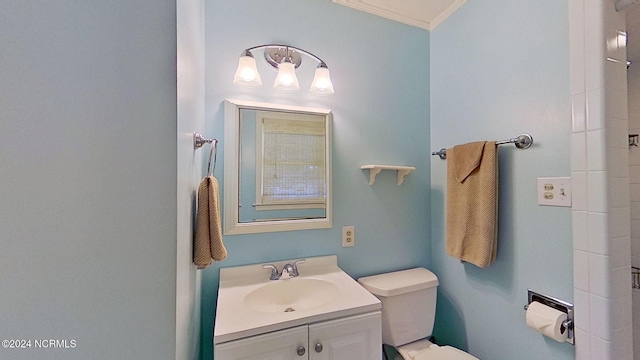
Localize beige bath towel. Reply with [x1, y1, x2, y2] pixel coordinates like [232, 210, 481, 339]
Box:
[193, 176, 227, 269]
[446, 141, 498, 268]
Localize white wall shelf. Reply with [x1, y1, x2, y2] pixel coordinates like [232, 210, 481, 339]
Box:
[360, 165, 416, 186]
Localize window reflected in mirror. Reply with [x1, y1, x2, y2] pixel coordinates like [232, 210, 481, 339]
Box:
[240, 110, 327, 222]
[224, 99, 332, 235]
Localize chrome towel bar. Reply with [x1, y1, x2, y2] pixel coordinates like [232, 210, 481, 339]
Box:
[431, 133, 533, 160]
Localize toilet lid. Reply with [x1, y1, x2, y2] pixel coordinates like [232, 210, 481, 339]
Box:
[412, 345, 478, 360]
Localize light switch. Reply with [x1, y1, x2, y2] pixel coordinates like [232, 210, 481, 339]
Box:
[537, 177, 571, 207]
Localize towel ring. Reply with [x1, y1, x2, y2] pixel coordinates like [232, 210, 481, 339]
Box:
[193, 133, 219, 177]
[206, 139, 218, 177]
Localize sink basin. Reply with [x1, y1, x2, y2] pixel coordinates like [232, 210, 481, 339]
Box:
[214, 255, 382, 344]
[244, 278, 339, 313]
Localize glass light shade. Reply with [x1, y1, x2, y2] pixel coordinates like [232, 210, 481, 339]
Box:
[309, 67, 335, 95]
[273, 61, 300, 92]
[233, 56, 262, 87]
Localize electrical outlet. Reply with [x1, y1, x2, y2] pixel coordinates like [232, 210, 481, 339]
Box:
[537, 177, 572, 207]
[342, 225, 355, 247]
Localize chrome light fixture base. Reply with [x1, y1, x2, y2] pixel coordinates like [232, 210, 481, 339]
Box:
[264, 47, 302, 69]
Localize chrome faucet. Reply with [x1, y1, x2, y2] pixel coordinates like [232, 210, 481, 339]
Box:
[262, 259, 306, 280]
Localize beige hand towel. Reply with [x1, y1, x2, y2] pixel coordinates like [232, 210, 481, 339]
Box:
[193, 176, 227, 269]
[445, 141, 498, 268]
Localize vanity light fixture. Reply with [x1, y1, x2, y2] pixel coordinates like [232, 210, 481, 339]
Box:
[233, 44, 335, 95]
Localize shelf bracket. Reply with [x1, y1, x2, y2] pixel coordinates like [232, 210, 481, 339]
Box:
[360, 165, 416, 186]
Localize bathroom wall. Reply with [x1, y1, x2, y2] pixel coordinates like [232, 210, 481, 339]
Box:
[203, 1, 430, 358]
[177, 0, 206, 359]
[0, 1, 179, 360]
[430, 1, 574, 360]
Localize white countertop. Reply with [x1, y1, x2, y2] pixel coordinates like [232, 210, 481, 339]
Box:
[213, 255, 381, 344]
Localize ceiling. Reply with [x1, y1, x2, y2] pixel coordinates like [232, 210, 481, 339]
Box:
[330, 1, 639, 64]
[331, 0, 466, 31]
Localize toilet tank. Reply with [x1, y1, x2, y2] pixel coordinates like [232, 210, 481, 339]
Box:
[358, 268, 439, 347]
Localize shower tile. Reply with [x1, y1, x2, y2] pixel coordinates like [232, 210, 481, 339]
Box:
[572, 132, 587, 171]
[575, 324, 591, 360]
[607, 119, 628, 150]
[587, 88, 606, 130]
[630, 165, 640, 183]
[605, 61, 628, 95]
[609, 206, 631, 239]
[587, 171, 608, 213]
[572, 172, 588, 211]
[574, 327, 590, 360]
[608, 180, 630, 210]
[613, 325, 633, 360]
[588, 212, 609, 254]
[574, 249, 591, 291]
[585, 1, 605, 91]
[631, 201, 640, 220]
[633, 237, 640, 260]
[589, 253, 611, 296]
[629, 148, 640, 167]
[572, 93, 587, 132]
[632, 221, 640, 238]
[605, 87, 628, 120]
[590, 334, 613, 360]
[587, 130, 607, 171]
[573, 250, 589, 292]
[590, 294, 613, 340]
[608, 148, 629, 178]
[632, 255, 640, 267]
[574, 288, 591, 333]
[633, 292, 640, 331]
[611, 276, 632, 319]
[573, 211, 589, 251]
[611, 236, 631, 269]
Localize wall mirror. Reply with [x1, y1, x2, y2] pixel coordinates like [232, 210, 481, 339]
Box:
[223, 99, 332, 234]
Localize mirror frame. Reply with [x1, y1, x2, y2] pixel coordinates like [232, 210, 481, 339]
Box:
[223, 99, 333, 235]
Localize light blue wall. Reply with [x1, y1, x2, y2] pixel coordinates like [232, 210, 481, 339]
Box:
[203, 1, 430, 359]
[177, 0, 206, 358]
[430, 1, 574, 359]
[0, 1, 177, 359]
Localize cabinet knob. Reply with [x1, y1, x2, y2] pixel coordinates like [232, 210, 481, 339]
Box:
[315, 343, 323, 353]
[296, 346, 306, 356]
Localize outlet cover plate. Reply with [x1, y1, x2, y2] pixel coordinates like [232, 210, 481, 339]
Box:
[537, 177, 571, 207]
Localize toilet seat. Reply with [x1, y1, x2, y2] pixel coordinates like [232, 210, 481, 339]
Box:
[397, 339, 478, 360]
[411, 345, 477, 360]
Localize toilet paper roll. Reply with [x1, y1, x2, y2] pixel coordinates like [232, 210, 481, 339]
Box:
[525, 301, 568, 342]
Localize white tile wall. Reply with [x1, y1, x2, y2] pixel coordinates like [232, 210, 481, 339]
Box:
[628, 29, 640, 360]
[569, 0, 634, 358]
[629, 62, 640, 270]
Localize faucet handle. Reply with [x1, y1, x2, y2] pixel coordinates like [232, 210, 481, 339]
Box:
[291, 259, 306, 276]
[262, 264, 280, 280]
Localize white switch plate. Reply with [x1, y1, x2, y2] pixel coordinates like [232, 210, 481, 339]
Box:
[537, 177, 572, 207]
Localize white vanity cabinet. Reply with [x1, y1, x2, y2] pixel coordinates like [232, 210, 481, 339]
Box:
[214, 311, 381, 360]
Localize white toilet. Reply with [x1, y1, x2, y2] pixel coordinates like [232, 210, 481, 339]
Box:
[358, 268, 479, 360]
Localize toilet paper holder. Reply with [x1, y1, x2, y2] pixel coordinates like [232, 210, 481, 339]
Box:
[524, 289, 574, 345]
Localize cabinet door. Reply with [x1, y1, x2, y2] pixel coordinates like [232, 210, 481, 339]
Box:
[214, 325, 308, 360]
[308, 311, 381, 360]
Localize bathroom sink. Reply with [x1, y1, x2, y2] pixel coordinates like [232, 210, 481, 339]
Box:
[214, 255, 381, 344]
[243, 278, 339, 313]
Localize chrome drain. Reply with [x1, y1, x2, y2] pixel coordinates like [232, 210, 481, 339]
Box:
[284, 307, 295, 312]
